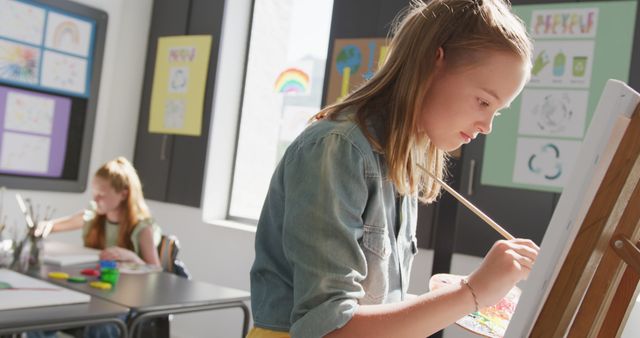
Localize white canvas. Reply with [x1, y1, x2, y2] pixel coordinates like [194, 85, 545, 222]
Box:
[505, 80, 640, 337]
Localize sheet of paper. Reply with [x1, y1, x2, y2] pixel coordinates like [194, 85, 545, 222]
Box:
[0, 268, 90, 310]
[42, 241, 100, 266]
[505, 80, 640, 337]
[118, 262, 162, 274]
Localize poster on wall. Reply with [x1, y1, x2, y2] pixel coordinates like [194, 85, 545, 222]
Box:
[325, 38, 388, 105]
[0, 85, 71, 177]
[148, 35, 212, 136]
[0, 0, 95, 98]
[481, 1, 636, 192]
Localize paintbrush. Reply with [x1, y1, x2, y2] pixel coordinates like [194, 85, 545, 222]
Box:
[25, 198, 34, 223]
[15, 194, 35, 229]
[0, 186, 4, 218]
[417, 163, 515, 240]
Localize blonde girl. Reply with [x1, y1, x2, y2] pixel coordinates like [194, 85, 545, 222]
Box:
[249, 0, 539, 337]
[46, 157, 161, 266]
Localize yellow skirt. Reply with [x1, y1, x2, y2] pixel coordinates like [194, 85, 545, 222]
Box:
[246, 327, 290, 338]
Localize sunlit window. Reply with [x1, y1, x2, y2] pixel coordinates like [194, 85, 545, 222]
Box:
[228, 0, 334, 221]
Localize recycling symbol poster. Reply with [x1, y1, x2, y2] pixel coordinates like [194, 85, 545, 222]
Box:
[481, 1, 636, 192]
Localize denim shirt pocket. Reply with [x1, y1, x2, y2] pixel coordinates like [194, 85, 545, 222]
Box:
[361, 224, 391, 304]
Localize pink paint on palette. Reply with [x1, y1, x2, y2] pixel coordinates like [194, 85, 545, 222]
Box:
[429, 274, 521, 338]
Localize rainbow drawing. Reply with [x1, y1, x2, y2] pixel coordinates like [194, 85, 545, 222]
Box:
[274, 68, 310, 95]
[52, 21, 81, 49]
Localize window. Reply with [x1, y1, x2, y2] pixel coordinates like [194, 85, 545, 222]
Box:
[227, 0, 334, 222]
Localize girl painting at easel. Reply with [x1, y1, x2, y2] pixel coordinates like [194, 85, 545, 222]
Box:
[248, 1, 539, 337]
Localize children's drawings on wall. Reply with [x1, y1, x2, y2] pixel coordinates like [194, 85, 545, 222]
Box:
[0, 132, 50, 173]
[513, 138, 581, 187]
[149, 35, 212, 136]
[481, 2, 637, 193]
[0, 39, 40, 85]
[0, 0, 45, 45]
[326, 38, 388, 105]
[5, 91, 54, 135]
[168, 67, 189, 93]
[45, 11, 93, 57]
[163, 99, 185, 129]
[40, 51, 87, 95]
[0, 0, 100, 186]
[529, 40, 594, 88]
[0, 86, 71, 177]
[274, 62, 312, 95]
[0, 1, 95, 98]
[518, 89, 588, 138]
[531, 8, 598, 38]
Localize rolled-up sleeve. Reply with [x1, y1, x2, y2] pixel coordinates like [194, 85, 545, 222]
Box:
[282, 132, 370, 338]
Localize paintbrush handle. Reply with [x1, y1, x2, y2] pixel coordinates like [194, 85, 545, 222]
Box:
[417, 164, 515, 240]
[15, 194, 34, 228]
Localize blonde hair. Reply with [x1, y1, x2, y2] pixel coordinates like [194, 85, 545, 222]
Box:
[84, 156, 151, 250]
[315, 0, 532, 203]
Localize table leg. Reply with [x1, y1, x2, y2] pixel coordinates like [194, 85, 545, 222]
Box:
[0, 318, 128, 338]
[128, 301, 250, 338]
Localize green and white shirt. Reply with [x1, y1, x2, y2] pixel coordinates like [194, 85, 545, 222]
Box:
[82, 201, 162, 255]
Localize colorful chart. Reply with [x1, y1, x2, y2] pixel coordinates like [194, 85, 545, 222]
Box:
[429, 273, 521, 338]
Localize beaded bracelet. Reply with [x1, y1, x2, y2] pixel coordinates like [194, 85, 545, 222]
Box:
[461, 278, 480, 313]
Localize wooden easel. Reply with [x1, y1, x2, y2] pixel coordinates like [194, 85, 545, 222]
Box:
[530, 102, 640, 337]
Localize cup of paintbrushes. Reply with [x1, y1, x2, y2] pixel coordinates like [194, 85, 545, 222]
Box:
[0, 224, 13, 268]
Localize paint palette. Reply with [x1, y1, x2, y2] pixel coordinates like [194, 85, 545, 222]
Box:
[429, 274, 521, 338]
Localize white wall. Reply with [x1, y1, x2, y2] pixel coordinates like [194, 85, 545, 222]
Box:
[0, 0, 253, 337]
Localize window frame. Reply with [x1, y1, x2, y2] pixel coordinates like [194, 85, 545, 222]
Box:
[203, 0, 335, 229]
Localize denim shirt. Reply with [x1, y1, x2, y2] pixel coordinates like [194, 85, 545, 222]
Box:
[250, 113, 419, 338]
